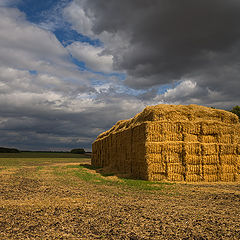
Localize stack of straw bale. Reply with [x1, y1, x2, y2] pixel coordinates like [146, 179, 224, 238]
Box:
[92, 104, 240, 182]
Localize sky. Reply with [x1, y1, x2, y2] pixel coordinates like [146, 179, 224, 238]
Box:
[0, 0, 240, 151]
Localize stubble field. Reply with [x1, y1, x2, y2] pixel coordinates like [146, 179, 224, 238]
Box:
[0, 153, 239, 239]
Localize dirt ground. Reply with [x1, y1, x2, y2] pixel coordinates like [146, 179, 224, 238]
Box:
[0, 160, 240, 240]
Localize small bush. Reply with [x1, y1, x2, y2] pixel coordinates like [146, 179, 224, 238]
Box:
[230, 105, 240, 121]
[70, 148, 85, 154]
[0, 147, 20, 153]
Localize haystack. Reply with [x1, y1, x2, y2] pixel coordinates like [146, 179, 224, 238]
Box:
[92, 104, 240, 182]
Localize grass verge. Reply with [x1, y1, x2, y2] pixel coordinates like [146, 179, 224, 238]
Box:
[61, 165, 173, 192]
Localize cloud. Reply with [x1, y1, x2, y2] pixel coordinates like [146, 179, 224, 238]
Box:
[0, 0, 20, 7]
[63, 0, 94, 37]
[162, 80, 198, 100]
[0, 7, 79, 80]
[67, 41, 113, 73]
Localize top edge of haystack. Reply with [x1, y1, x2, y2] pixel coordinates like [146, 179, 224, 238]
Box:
[140, 104, 238, 122]
[95, 104, 239, 141]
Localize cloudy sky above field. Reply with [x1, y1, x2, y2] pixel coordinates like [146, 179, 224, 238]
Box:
[0, 0, 240, 150]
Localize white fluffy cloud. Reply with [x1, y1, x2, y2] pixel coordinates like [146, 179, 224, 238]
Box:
[63, 0, 94, 37]
[67, 41, 113, 72]
[0, 7, 108, 88]
[163, 80, 198, 100]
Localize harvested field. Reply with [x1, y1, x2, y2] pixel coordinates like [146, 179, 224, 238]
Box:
[0, 156, 240, 239]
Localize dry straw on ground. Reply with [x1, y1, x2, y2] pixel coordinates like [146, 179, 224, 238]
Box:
[92, 104, 240, 182]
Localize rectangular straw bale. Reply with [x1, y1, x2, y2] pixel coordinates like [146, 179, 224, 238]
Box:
[199, 135, 218, 143]
[145, 142, 165, 154]
[203, 174, 219, 182]
[91, 153, 97, 165]
[235, 173, 240, 182]
[201, 122, 220, 135]
[203, 165, 218, 175]
[145, 153, 164, 163]
[220, 173, 236, 182]
[238, 156, 240, 171]
[146, 122, 163, 134]
[186, 164, 202, 174]
[131, 164, 140, 178]
[185, 174, 202, 182]
[167, 173, 184, 181]
[237, 144, 240, 154]
[232, 135, 240, 144]
[221, 164, 236, 173]
[217, 134, 232, 144]
[139, 164, 148, 180]
[165, 133, 183, 142]
[148, 162, 166, 173]
[145, 142, 183, 154]
[164, 153, 182, 163]
[111, 133, 117, 150]
[132, 124, 146, 142]
[183, 133, 198, 142]
[146, 132, 165, 142]
[148, 173, 166, 181]
[181, 121, 201, 134]
[220, 155, 237, 165]
[219, 144, 237, 154]
[167, 163, 185, 174]
[217, 124, 234, 135]
[234, 124, 240, 134]
[201, 143, 219, 155]
[163, 142, 183, 154]
[146, 132, 182, 142]
[161, 121, 182, 134]
[185, 154, 201, 165]
[183, 143, 201, 155]
[135, 145, 146, 163]
[202, 155, 219, 165]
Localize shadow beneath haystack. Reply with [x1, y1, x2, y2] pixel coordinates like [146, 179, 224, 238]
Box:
[79, 164, 129, 178]
[80, 164, 98, 170]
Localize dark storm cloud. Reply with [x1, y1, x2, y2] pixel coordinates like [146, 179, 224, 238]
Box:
[82, 0, 240, 93]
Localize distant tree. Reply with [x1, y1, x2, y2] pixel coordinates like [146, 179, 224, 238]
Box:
[70, 148, 85, 154]
[0, 147, 20, 153]
[230, 105, 240, 121]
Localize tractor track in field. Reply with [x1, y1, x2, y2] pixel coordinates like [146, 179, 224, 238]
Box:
[0, 163, 240, 240]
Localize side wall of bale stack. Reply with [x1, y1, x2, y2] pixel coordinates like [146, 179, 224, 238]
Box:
[92, 123, 148, 179]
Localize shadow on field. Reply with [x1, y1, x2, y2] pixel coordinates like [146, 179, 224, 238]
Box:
[79, 164, 116, 177]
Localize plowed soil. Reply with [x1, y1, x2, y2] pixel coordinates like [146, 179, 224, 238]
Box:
[0, 158, 240, 240]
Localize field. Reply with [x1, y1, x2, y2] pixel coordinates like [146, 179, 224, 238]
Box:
[0, 153, 240, 239]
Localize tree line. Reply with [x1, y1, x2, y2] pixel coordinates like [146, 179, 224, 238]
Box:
[0, 147, 86, 154]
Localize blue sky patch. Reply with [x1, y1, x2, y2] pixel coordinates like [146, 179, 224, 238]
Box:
[29, 70, 38, 75]
[16, 0, 102, 48]
[70, 56, 87, 71]
[54, 27, 102, 47]
[157, 82, 180, 94]
[17, 0, 63, 23]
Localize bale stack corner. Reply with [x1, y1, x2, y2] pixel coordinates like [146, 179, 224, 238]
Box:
[92, 104, 240, 182]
